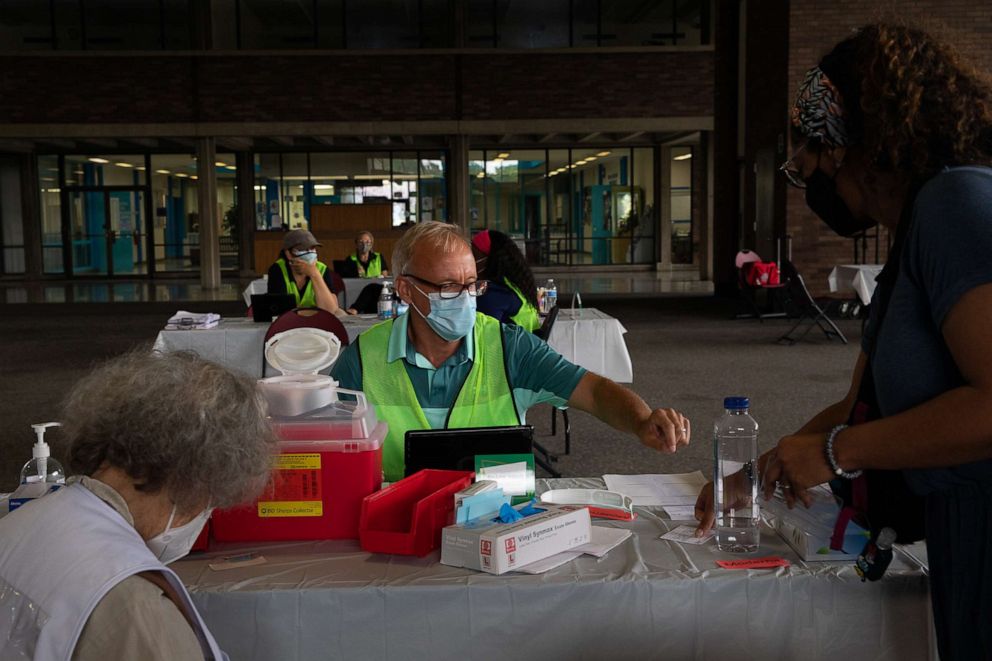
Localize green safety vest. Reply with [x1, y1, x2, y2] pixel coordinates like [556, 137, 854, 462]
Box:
[358, 313, 521, 481]
[349, 252, 383, 278]
[276, 257, 327, 308]
[503, 278, 541, 332]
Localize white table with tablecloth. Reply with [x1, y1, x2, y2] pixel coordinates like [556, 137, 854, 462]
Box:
[153, 308, 633, 383]
[243, 276, 387, 310]
[827, 264, 884, 306]
[171, 477, 933, 661]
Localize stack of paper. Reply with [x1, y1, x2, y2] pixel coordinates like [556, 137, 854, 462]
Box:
[603, 472, 707, 520]
[515, 525, 633, 574]
[165, 311, 221, 330]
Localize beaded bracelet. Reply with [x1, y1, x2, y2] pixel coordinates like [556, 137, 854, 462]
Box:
[825, 424, 863, 480]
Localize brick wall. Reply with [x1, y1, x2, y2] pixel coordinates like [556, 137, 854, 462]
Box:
[0, 50, 713, 125]
[787, 1, 992, 295]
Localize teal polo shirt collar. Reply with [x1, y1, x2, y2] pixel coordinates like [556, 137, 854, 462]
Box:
[385, 312, 475, 369]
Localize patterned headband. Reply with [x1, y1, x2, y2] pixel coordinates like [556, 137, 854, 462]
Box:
[790, 66, 849, 148]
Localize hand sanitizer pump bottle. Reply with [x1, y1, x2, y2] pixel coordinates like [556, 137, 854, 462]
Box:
[20, 422, 66, 485]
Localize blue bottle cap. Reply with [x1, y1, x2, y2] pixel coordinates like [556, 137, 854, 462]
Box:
[724, 396, 750, 410]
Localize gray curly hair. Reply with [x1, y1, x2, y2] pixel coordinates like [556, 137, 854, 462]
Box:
[63, 349, 277, 514]
[391, 221, 469, 276]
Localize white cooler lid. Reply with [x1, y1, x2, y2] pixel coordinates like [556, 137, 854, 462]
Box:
[264, 327, 342, 375]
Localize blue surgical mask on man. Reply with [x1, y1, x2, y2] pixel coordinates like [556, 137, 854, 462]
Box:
[411, 286, 477, 341]
[292, 249, 318, 265]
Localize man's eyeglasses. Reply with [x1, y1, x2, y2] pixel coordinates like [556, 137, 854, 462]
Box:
[779, 142, 808, 189]
[403, 273, 489, 299]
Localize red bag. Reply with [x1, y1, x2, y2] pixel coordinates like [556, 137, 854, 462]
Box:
[745, 261, 780, 286]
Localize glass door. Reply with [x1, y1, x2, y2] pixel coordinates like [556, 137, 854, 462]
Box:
[67, 188, 147, 276]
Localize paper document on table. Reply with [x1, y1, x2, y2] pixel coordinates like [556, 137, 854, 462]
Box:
[603, 472, 707, 507]
[660, 525, 714, 545]
[514, 550, 584, 574]
[571, 526, 632, 558]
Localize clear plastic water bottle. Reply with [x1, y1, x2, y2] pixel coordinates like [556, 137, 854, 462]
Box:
[713, 396, 760, 553]
[377, 282, 395, 320]
[544, 279, 557, 313]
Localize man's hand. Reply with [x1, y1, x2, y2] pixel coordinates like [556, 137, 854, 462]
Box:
[291, 258, 320, 280]
[635, 408, 690, 453]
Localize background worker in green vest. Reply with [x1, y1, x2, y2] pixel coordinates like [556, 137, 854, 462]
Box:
[349, 231, 389, 278]
[331, 221, 691, 481]
[471, 229, 541, 332]
[266, 229, 343, 315]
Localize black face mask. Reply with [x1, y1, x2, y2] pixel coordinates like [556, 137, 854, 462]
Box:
[804, 169, 876, 237]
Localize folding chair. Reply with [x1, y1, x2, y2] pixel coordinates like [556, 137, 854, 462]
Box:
[735, 250, 788, 321]
[776, 260, 848, 345]
[532, 305, 567, 478]
[262, 307, 350, 376]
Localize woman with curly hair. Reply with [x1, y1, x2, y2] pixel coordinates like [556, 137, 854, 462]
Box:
[471, 229, 541, 332]
[695, 23, 992, 657]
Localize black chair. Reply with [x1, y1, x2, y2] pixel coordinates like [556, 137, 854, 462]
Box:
[532, 305, 568, 478]
[776, 260, 848, 345]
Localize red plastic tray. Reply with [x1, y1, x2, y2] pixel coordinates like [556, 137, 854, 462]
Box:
[359, 469, 473, 557]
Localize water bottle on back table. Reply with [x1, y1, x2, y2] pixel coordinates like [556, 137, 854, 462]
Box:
[378, 282, 395, 320]
[544, 279, 557, 313]
[713, 396, 760, 552]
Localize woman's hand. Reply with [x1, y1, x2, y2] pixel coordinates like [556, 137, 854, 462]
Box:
[694, 449, 776, 536]
[761, 432, 835, 508]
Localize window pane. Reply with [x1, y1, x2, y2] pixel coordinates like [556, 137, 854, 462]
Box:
[671, 145, 693, 264]
[547, 148, 571, 265]
[216, 154, 239, 269]
[678, 0, 707, 46]
[212, 0, 238, 48]
[392, 152, 418, 227]
[601, 0, 674, 47]
[316, 0, 344, 48]
[419, 151, 446, 223]
[151, 154, 198, 272]
[468, 150, 486, 230]
[38, 156, 63, 274]
[632, 147, 655, 264]
[240, 0, 315, 49]
[53, 0, 82, 49]
[84, 0, 162, 50]
[1, 157, 25, 273]
[572, 0, 598, 47]
[280, 153, 309, 229]
[346, 0, 419, 49]
[488, 151, 518, 234]
[499, 0, 569, 49]
[256, 153, 281, 229]
[466, 0, 495, 47]
[0, 2, 54, 50]
[163, 0, 192, 49]
[421, 0, 453, 48]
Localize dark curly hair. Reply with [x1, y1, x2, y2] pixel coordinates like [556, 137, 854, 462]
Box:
[482, 230, 539, 309]
[820, 23, 992, 183]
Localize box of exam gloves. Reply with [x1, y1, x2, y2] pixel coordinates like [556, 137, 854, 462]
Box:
[440, 502, 591, 575]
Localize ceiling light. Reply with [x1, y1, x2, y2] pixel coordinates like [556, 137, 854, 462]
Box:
[136, 166, 146, 171]
[191, 175, 198, 180]
[175, 173, 189, 178]
[496, 152, 510, 159]
[314, 184, 334, 190]
[673, 153, 692, 161]
[115, 162, 133, 168]
[225, 165, 236, 170]
[156, 169, 170, 174]
[41, 177, 54, 182]
[596, 151, 610, 157]
[585, 156, 598, 162]
[215, 161, 227, 167]
[88, 157, 109, 164]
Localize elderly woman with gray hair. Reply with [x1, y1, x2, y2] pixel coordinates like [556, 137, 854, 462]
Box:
[0, 350, 276, 661]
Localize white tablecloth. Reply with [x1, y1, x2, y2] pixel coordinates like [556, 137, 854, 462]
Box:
[171, 477, 933, 661]
[827, 264, 884, 306]
[154, 308, 633, 382]
[243, 276, 387, 310]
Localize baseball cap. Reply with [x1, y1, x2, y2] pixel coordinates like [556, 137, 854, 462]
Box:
[282, 229, 322, 251]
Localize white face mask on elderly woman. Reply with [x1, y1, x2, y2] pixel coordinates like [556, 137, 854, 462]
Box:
[146, 505, 212, 565]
